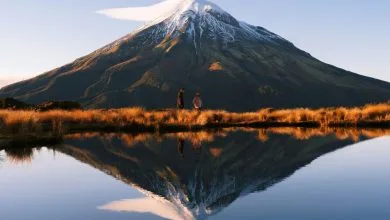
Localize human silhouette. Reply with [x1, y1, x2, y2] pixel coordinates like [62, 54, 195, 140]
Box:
[177, 88, 185, 109]
[192, 92, 203, 110]
[177, 138, 185, 158]
[192, 139, 202, 151]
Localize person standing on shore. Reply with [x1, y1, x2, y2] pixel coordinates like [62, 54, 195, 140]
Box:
[192, 92, 203, 111]
[177, 138, 185, 158]
[177, 88, 185, 109]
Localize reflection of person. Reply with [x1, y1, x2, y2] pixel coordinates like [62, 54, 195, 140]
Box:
[192, 140, 202, 164]
[177, 138, 185, 158]
[192, 140, 202, 151]
[177, 88, 185, 109]
[192, 92, 203, 110]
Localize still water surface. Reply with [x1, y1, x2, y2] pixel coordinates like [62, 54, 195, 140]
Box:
[0, 129, 389, 220]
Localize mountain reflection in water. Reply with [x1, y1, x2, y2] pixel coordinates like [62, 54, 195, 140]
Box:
[32, 128, 385, 220]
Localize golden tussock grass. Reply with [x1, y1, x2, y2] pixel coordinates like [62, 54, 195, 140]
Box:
[3, 148, 36, 164]
[64, 126, 390, 150]
[0, 103, 389, 137]
[254, 127, 390, 142]
[64, 130, 229, 148]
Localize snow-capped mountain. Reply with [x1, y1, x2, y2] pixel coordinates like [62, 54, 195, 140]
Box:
[1, 0, 389, 110]
[58, 131, 358, 219]
[144, 0, 288, 43]
[99, 0, 292, 54]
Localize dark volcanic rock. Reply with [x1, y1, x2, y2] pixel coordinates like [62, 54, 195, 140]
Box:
[0, 97, 82, 111]
[35, 101, 82, 111]
[0, 98, 30, 110]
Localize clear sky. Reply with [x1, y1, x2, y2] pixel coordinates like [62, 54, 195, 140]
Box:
[0, 0, 389, 87]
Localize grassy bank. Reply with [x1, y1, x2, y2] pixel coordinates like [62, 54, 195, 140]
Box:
[0, 103, 389, 137]
[64, 127, 390, 147]
[1, 128, 389, 162]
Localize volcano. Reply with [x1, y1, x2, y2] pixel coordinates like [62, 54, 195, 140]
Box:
[1, 0, 389, 111]
[57, 131, 359, 219]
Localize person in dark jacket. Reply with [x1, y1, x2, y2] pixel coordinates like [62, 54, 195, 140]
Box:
[177, 88, 185, 109]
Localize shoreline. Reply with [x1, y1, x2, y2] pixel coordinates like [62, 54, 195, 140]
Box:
[0, 103, 388, 145]
[0, 119, 389, 137]
[1, 124, 389, 150]
[1, 127, 390, 151]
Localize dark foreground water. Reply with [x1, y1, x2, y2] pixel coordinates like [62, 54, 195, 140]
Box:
[0, 130, 389, 220]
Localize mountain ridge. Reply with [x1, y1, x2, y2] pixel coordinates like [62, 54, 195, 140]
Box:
[57, 131, 359, 219]
[1, 0, 389, 111]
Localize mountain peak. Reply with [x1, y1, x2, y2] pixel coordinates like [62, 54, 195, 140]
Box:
[127, 0, 288, 49]
[137, 0, 227, 31]
[2, 0, 390, 110]
[177, 0, 223, 14]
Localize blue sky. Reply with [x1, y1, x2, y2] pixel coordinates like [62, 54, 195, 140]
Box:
[0, 0, 389, 87]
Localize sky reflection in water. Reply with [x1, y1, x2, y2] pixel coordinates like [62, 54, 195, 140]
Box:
[0, 128, 389, 220]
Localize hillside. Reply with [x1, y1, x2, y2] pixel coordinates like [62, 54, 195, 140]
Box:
[58, 131, 358, 219]
[1, 0, 389, 111]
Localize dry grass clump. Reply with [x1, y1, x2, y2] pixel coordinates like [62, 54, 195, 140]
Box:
[4, 148, 35, 164]
[256, 103, 390, 125]
[0, 103, 388, 136]
[64, 127, 390, 149]
[253, 127, 390, 142]
[65, 130, 229, 148]
[65, 132, 154, 148]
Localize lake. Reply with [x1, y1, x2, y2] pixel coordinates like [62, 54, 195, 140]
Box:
[0, 128, 389, 220]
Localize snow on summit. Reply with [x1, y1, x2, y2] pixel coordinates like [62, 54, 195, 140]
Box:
[98, 0, 288, 48]
[177, 0, 224, 14]
[97, 0, 226, 24]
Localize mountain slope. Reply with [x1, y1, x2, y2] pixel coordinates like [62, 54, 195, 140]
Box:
[1, 0, 389, 111]
[58, 131, 358, 219]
